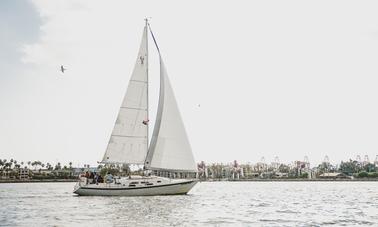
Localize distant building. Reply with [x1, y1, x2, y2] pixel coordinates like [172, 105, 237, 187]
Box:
[19, 168, 29, 180]
[275, 172, 288, 178]
[1, 171, 7, 179]
[230, 160, 243, 179]
[197, 161, 208, 179]
[31, 169, 53, 176]
[319, 172, 349, 179]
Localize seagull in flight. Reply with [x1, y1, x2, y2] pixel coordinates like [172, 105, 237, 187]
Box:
[60, 65, 67, 73]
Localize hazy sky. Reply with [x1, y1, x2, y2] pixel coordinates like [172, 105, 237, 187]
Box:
[1, 0, 378, 167]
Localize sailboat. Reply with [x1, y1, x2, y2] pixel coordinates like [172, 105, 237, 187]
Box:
[73, 20, 198, 196]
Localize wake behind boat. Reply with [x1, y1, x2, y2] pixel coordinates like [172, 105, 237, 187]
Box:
[74, 19, 198, 196]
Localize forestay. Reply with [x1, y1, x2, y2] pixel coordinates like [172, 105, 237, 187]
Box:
[145, 57, 197, 172]
[102, 25, 149, 164]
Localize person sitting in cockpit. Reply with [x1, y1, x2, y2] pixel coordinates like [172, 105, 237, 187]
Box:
[105, 172, 113, 184]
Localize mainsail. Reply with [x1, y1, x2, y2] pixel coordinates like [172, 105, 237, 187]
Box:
[102, 25, 149, 164]
[145, 54, 197, 172]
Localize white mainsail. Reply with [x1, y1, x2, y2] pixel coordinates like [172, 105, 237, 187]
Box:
[102, 25, 149, 164]
[145, 56, 197, 172]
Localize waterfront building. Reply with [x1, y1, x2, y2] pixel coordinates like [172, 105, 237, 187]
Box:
[31, 169, 53, 176]
[319, 172, 349, 179]
[240, 163, 259, 179]
[1, 170, 8, 179]
[319, 173, 349, 179]
[230, 160, 243, 179]
[19, 168, 29, 180]
[274, 172, 288, 178]
[363, 155, 370, 166]
[197, 161, 208, 179]
[271, 156, 280, 171]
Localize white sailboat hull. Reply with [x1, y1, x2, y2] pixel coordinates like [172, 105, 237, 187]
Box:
[73, 177, 197, 196]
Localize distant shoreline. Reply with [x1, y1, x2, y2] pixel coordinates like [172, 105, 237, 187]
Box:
[0, 179, 77, 184]
[204, 178, 378, 182]
[1, 178, 378, 184]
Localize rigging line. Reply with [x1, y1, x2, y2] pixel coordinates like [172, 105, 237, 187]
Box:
[147, 23, 161, 55]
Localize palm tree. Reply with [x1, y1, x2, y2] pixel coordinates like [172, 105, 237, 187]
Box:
[0, 160, 3, 176]
[37, 161, 42, 170]
[55, 162, 61, 170]
[69, 162, 73, 169]
[31, 161, 37, 170]
[9, 159, 14, 169]
[2, 159, 7, 172]
[4, 161, 12, 179]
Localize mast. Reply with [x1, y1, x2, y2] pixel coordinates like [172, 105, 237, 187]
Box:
[144, 21, 159, 169]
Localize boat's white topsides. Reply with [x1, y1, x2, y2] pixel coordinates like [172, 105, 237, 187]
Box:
[74, 176, 197, 196]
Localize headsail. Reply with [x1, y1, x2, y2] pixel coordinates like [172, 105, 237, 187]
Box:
[102, 25, 149, 164]
[145, 47, 197, 172]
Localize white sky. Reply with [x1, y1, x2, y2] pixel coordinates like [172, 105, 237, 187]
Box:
[1, 0, 378, 167]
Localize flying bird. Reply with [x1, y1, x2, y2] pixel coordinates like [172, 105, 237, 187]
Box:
[60, 65, 67, 73]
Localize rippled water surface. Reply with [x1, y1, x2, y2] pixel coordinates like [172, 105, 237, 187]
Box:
[0, 182, 377, 226]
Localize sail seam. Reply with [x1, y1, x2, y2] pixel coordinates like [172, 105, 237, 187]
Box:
[130, 79, 147, 84]
[111, 135, 147, 138]
[120, 106, 147, 111]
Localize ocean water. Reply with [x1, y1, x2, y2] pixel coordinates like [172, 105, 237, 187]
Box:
[0, 181, 377, 226]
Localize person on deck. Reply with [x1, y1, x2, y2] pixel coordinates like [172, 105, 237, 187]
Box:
[93, 172, 98, 185]
[89, 172, 94, 184]
[97, 175, 103, 183]
[84, 171, 90, 184]
[105, 172, 113, 184]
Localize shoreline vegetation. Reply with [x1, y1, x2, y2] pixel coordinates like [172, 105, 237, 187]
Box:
[1, 178, 378, 184]
[1, 156, 378, 184]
